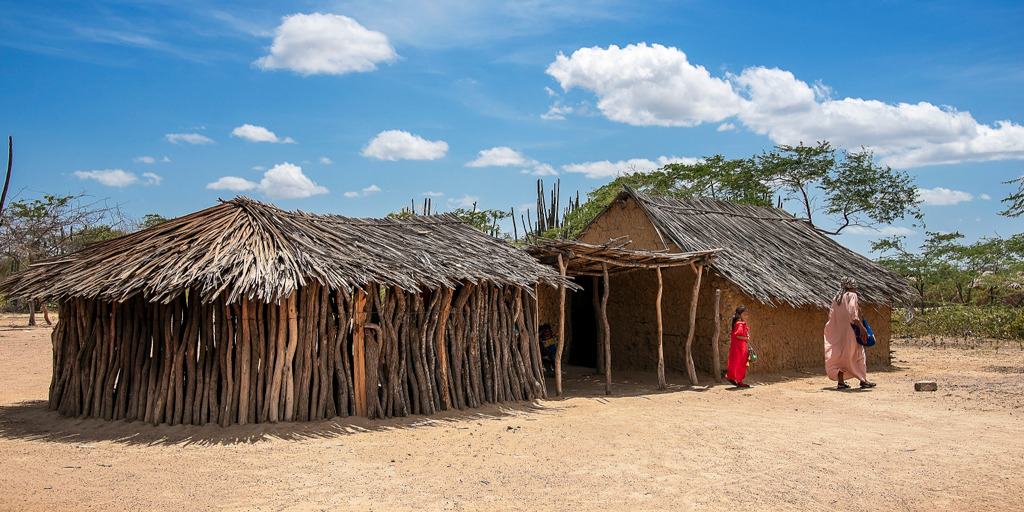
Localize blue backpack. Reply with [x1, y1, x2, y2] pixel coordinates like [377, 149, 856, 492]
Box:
[852, 319, 876, 347]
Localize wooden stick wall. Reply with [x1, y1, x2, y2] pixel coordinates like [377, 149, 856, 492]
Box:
[46, 282, 546, 425]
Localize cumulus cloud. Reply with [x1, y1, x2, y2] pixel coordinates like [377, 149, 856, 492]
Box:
[362, 130, 448, 161]
[467, 146, 530, 167]
[546, 43, 1024, 168]
[74, 169, 161, 187]
[207, 176, 257, 192]
[467, 146, 557, 176]
[206, 162, 327, 199]
[166, 132, 214, 145]
[231, 124, 296, 144]
[319, 156, 333, 165]
[540, 103, 572, 121]
[562, 155, 700, 179]
[133, 155, 156, 164]
[717, 123, 736, 132]
[917, 187, 974, 206]
[546, 43, 741, 127]
[423, 191, 444, 197]
[255, 13, 397, 76]
[980, 193, 992, 200]
[345, 184, 381, 198]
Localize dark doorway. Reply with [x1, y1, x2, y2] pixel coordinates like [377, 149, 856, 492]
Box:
[569, 277, 598, 368]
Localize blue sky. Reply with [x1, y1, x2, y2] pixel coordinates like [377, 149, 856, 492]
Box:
[2, 0, 1022, 254]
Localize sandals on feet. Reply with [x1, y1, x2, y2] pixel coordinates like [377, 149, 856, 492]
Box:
[836, 382, 851, 390]
[859, 381, 877, 389]
[735, 382, 750, 388]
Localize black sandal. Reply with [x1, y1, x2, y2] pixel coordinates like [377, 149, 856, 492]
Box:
[859, 381, 876, 389]
[837, 382, 851, 390]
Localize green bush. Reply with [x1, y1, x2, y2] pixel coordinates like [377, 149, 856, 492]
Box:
[894, 305, 1024, 340]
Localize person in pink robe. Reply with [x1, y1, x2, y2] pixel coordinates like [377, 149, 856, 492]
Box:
[824, 279, 876, 390]
[725, 306, 751, 388]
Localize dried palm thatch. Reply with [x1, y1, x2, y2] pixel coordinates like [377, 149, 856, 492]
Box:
[1, 197, 564, 304]
[618, 187, 917, 307]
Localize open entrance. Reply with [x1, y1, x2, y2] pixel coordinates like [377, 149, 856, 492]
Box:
[568, 278, 598, 368]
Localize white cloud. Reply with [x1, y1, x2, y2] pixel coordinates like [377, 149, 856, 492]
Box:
[717, 122, 736, 132]
[207, 162, 327, 199]
[141, 172, 162, 185]
[161, 156, 171, 163]
[917, 187, 974, 206]
[255, 13, 397, 76]
[447, 194, 479, 209]
[546, 43, 1024, 168]
[166, 132, 214, 145]
[74, 168, 158, 187]
[133, 155, 156, 164]
[844, 225, 916, 237]
[546, 43, 742, 127]
[523, 163, 558, 176]
[362, 130, 448, 161]
[980, 193, 992, 200]
[562, 155, 700, 179]
[423, 191, 444, 197]
[467, 146, 530, 167]
[541, 103, 572, 121]
[344, 184, 382, 198]
[251, 165, 266, 171]
[231, 123, 295, 144]
[467, 146, 558, 176]
[207, 176, 257, 192]
[319, 156, 333, 165]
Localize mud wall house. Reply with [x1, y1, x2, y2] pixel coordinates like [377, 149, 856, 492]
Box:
[539, 187, 917, 379]
[0, 198, 565, 426]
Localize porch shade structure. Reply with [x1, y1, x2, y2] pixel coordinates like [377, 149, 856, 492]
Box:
[527, 238, 720, 394]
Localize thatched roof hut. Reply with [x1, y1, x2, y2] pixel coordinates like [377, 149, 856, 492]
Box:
[2, 198, 564, 426]
[540, 187, 916, 382]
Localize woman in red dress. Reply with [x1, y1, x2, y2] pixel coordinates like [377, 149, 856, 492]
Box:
[725, 306, 751, 388]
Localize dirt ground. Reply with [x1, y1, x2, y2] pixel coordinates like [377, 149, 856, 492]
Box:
[1, 314, 1022, 512]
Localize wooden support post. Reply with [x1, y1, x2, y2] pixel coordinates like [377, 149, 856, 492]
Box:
[592, 276, 603, 376]
[435, 287, 454, 410]
[555, 253, 567, 396]
[352, 289, 368, 417]
[238, 298, 251, 425]
[601, 263, 611, 395]
[655, 267, 665, 390]
[711, 289, 722, 383]
[684, 262, 703, 386]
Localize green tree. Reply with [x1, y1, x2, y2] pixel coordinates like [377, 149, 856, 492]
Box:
[1000, 176, 1024, 217]
[140, 213, 170, 229]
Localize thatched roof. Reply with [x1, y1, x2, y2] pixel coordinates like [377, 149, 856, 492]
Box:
[527, 237, 719, 277]
[1, 197, 566, 304]
[613, 187, 917, 307]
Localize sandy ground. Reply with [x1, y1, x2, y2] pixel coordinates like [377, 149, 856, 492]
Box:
[1, 314, 1023, 512]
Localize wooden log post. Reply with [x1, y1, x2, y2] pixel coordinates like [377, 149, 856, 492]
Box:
[352, 289, 368, 417]
[601, 263, 611, 395]
[711, 289, 722, 383]
[434, 287, 454, 410]
[238, 298, 251, 425]
[684, 262, 703, 386]
[592, 276, 603, 376]
[555, 253, 567, 396]
[655, 267, 666, 390]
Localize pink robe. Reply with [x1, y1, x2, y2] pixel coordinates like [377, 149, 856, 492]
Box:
[823, 291, 867, 381]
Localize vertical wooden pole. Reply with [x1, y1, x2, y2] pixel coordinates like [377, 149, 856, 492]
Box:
[655, 267, 665, 390]
[684, 262, 703, 386]
[238, 298, 251, 425]
[555, 254, 567, 396]
[711, 288, 722, 383]
[592, 276, 603, 376]
[601, 263, 611, 395]
[435, 287, 454, 410]
[353, 289, 368, 417]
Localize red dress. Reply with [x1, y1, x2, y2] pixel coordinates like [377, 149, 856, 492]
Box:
[725, 321, 749, 384]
